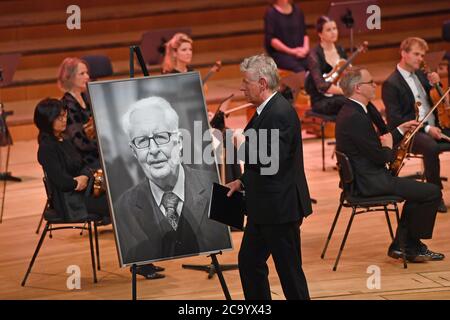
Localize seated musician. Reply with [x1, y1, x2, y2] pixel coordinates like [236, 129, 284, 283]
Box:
[264, 0, 309, 72]
[335, 67, 444, 262]
[305, 16, 347, 115]
[382, 37, 450, 213]
[34, 98, 110, 225]
[58, 57, 100, 170]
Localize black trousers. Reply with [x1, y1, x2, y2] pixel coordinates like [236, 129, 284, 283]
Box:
[311, 95, 347, 116]
[390, 177, 441, 249]
[238, 219, 309, 300]
[410, 129, 450, 189]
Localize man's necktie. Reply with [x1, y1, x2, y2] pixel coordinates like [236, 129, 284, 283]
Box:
[161, 191, 180, 230]
[410, 72, 427, 100]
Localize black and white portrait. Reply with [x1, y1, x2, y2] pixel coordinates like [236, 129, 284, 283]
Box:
[88, 72, 233, 267]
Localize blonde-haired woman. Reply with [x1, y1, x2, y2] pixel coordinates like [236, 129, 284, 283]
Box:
[58, 57, 99, 169]
[161, 33, 193, 74]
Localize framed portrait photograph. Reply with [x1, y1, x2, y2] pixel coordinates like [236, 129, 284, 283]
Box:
[88, 72, 233, 267]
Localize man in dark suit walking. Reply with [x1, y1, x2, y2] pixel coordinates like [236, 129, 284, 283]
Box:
[336, 66, 444, 262]
[382, 37, 450, 212]
[227, 54, 312, 300]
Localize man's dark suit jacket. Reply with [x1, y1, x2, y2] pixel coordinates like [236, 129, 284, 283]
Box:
[240, 92, 312, 224]
[114, 165, 231, 265]
[382, 69, 439, 131]
[335, 99, 403, 196]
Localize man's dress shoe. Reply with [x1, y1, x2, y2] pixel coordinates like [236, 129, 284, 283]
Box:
[438, 199, 447, 213]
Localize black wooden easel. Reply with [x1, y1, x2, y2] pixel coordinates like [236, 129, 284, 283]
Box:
[128, 45, 232, 300]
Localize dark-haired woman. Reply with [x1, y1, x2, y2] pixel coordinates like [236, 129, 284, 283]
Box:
[34, 98, 110, 224]
[264, 0, 309, 72]
[305, 16, 347, 115]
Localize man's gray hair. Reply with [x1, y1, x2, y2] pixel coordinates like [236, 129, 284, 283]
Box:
[339, 66, 365, 98]
[121, 96, 179, 138]
[240, 54, 280, 91]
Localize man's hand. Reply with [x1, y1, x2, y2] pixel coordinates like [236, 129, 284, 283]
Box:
[380, 133, 393, 149]
[427, 72, 440, 86]
[225, 179, 243, 197]
[398, 120, 420, 133]
[427, 126, 442, 140]
[74, 175, 89, 191]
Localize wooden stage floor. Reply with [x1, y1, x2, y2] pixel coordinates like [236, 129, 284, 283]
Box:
[2, 137, 450, 300]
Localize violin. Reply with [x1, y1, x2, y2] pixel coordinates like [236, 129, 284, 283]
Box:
[323, 41, 369, 85]
[389, 88, 450, 176]
[202, 60, 222, 84]
[420, 60, 450, 129]
[92, 169, 106, 198]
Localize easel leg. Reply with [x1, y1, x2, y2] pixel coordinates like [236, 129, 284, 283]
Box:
[210, 253, 232, 300]
[131, 264, 137, 300]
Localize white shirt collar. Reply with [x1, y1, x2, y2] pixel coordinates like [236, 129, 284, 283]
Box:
[256, 91, 277, 115]
[397, 64, 414, 79]
[148, 165, 185, 208]
[349, 98, 368, 113]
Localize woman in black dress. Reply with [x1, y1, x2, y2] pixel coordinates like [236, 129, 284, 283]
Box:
[264, 0, 309, 72]
[305, 16, 347, 115]
[58, 57, 100, 169]
[34, 98, 110, 224]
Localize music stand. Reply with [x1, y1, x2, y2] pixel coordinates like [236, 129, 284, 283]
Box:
[140, 27, 191, 66]
[0, 53, 22, 223]
[328, 0, 378, 53]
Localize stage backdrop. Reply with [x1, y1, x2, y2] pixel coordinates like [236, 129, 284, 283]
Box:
[88, 72, 233, 267]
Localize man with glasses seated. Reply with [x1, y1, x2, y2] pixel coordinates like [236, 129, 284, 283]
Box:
[115, 96, 228, 278]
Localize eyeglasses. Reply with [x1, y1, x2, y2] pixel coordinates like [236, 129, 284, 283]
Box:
[358, 80, 375, 86]
[131, 131, 178, 149]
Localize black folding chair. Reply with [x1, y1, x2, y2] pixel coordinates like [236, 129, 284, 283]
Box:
[22, 177, 101, 286]
[321, 151, 407, 271]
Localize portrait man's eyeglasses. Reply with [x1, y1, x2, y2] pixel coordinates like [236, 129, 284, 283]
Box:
[131, 131, 178, 149]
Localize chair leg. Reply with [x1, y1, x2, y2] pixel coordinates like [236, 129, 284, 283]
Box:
[22, 222, 50, 286]
[94, 222, 100, 271]
[333, 207, 356, 271]
[321, 202, 343, 259]
[384, 206, 395, 240]
[87, 222, 98, 283]
[394, 205, 408, 269]
[321, 121, 325, 171]
[35, 201, 47, 234]
[394, 203, 401, 224]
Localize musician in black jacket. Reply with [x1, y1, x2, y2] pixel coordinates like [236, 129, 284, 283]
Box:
[382, 37, 450, 212]
[34, 98, 110, 223]
[336, 67, 444, 262]
[305, 16, 347, 115]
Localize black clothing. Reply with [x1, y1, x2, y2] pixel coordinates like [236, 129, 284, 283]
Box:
[305, 44, 347, 115]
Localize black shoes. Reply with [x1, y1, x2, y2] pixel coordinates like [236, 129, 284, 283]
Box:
[131, 263, 166, 280]
[388, 243, 445, 262]
[438, 199, 447, 213]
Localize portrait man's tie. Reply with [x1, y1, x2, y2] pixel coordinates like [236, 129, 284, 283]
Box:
[162, 191, 180, 230]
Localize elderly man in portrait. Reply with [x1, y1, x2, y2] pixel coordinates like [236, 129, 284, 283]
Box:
[114, 96, 231, 266]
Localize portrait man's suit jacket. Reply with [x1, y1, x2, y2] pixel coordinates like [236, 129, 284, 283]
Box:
[335, 99, 403, 196]
[114, 165, 231, 265]
[382, 69, 439, 131]
[240, 92, 313, 224]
